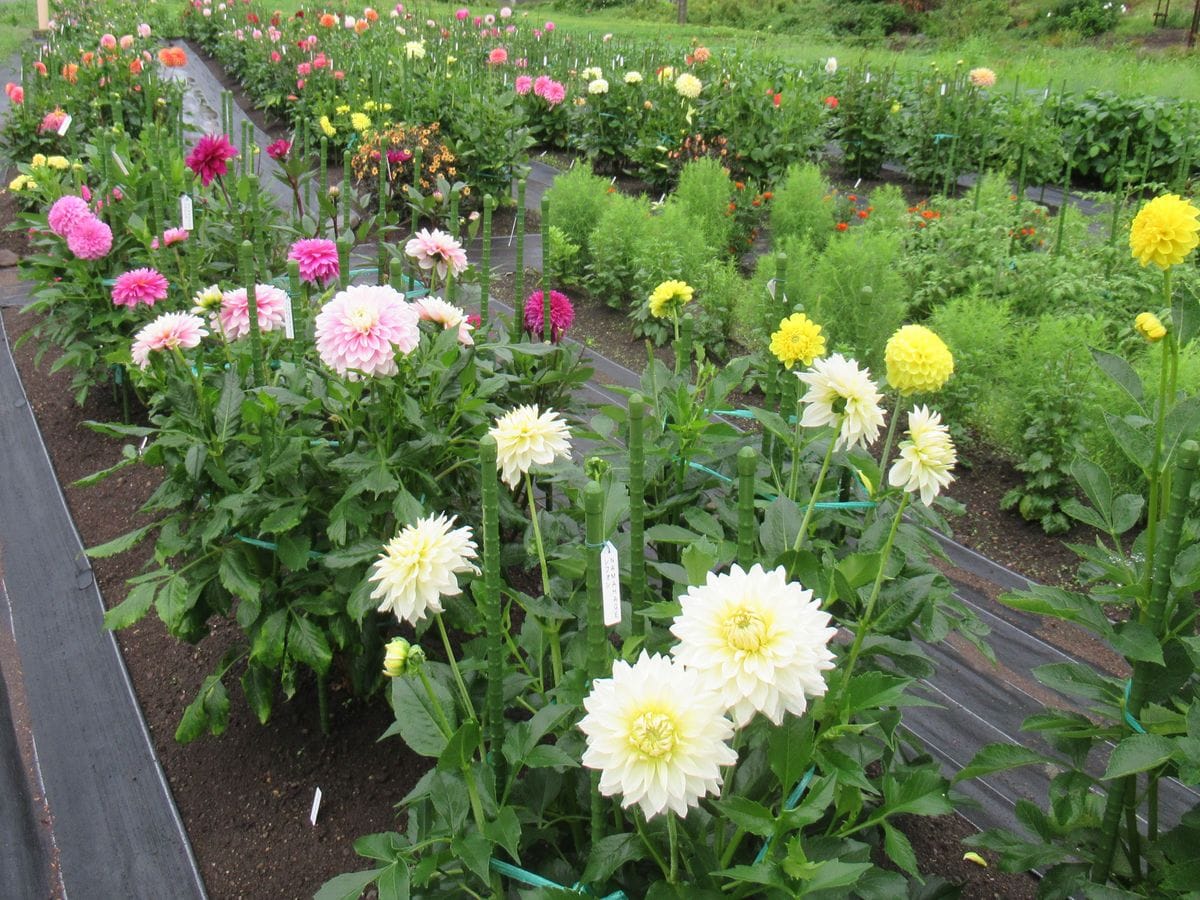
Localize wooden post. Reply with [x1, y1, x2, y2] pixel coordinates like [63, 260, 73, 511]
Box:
[36, 0, 49, 30]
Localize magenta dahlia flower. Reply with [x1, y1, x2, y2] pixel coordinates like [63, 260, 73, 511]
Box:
[404, 228, 468, 281]
[112, 268, 170, 308]
[414, 296, 474, 346]
[218, 284, 289, 340]
[185, 134, 239, 186]
[314, 284, 420, 377]
[48, 195, 92, 237]
[523, 289, 574, 342]
[65, 216, 113, 260]
[265, 138, 291, 160]
[288, 238, 340, 286]
[131, 312, 208, 368]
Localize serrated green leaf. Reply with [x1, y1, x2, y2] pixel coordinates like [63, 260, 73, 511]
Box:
[288, 614, 332, 675]
[313, 869, 385, 900]
[241, 662, 274, 725]
[450, 833, 492, 884]
[954, 742, 1053, 783]
[1091, 348, 1144, 410]
[1103, 733, 1175, 779]
[86, 522, 156, 559]
[581, 833, 646, 884]
[103, 580, 157, 630]
[219, 546, 260, 603]
[387, 675, 453, 757]
[1111, 621, 1164, 665]
[882, 821, 919, 876]
[713, 796, 776, 837]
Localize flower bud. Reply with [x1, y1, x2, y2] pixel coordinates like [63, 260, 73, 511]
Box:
[382, 637, 425, 677]
[1135, 312, 1166, 343]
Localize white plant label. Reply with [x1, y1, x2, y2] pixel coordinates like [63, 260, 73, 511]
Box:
[601, 541, 621, 627]
[56, 114, 72, 136]
[180, 195, 194, 231]
[282, 297, 295, 340]
[865, 71, 871, 83]
[939, 83, 947, 96]
[309, 787, 322, 826]
[111, 150, 129, 177]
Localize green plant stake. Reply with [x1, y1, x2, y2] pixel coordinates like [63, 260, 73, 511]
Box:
[239, 242, 267, 385]
[775, 251, 788, 313]
[737, 447, 757, 569]
[584, 480, 607, 841]
[513, 175, 527, 340]
[628, 394, 647, 635]
[377, 157, 390, 284]
[479, 435, 505, 784]
[408, 148, 423, 282]
[149, 169, 164, 237]
[675, 313, 694, 375]
[341, 150, 352, 235]
[480, 195, 494, 323]
[286, 259, 302, 362]
[1092, 440, 1199, 884]
[389, 257, 404, 295]
[1054, 149, 1074, 256]
[338, 238, 351, 290]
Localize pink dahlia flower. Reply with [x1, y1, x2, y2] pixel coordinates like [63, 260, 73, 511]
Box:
[66, 216, 113, 260]
[218, 284, 290, 340]
[543, 80, 566, 106]
[524, 289, 574, 342]
[405, 228, 468, 281]
[131, 312, 208, 368]
[185, 134, 238, 186]
[533, 74, 550, 97]
[48, 195, 92, 237]
[514, 75, 532, 95]
[112, 268, 170, 308]
[38, 108, 67, 134]
[414, 296, 474, 346]
[288, 238, 340, 286]
[488, 47, 507, 64]
[160, 227, 189, 247]
[314, 284, 419, 376]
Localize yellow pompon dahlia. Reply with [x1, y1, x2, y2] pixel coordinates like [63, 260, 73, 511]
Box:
[30, 153, 46, 168]
[769, 313, 826, 369]
[1135, 312, 1166, 343]
[489, 405, 572, 489]
[579, 651, 737, 819]
[350, 112, 372, 132]
[1129, 194, 1200, 269]
[670, 563, 836, 727]
[318, 115, 336, 137]
[648, 279, 694, 319]
[797, 353, 886, 451]
[370, 513, 480, 625]
[888, 405, 957, 506]
[674, 72, 702, 98]
[885, 324, 954, 395]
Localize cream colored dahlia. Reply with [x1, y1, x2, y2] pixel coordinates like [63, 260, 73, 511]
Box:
[888, 405, 957, 506]
[670, 564, 836, 727]
[797, 353, 886, 450]
[579, 651, 737, 819]
[370, 514, 480, 625]
[488, 405, 572, 489]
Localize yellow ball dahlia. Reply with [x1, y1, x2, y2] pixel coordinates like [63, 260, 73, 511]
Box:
[769, 313, 826, 369]
[885, 324, 954, 395]
[1129, 194, 1200, 269]
[647, 279, 694, 319]
[1135, 312, 1166, 343]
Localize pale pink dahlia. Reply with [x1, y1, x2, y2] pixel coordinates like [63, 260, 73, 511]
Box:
[288, 238, 340, 286]
[314, 284, 419, 376]
[488, 47, 508, 65]
[131, 312, 208, 368]
[112, 268, 169, 308]
[523, 289, 574, 342]
[414, 296, 474, 346]
[404, 228, 468, 281]
[533, 74, 551, 97]
[218, 284, 290, 340]
[66, 216, 112, 260]
[48, 195, 92, 237]
[161, 227, 189, 246]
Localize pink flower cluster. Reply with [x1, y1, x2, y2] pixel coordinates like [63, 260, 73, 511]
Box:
[288, 238, 340, 286]
[404, 229, 468, 281]
[523, 289, 574, 343]
[216, 284, 290, 340]
[49, 195, 114, 261]
[315, 284, 419, 377]
[532, 75, 566, 105]
[112, 268, 170, 308]
[131, 312, 208, 368]
[4, 82, 23, 105]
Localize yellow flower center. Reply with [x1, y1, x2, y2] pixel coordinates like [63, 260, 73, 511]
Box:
[346, 304, 380, 335]
[629, 710, 678, 759]
[721, 605, 769, 653]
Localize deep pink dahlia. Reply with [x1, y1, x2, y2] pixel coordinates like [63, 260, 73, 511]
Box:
[112, 268, 170, 308]
[288, 238, 340, 286]
[131, 312, 208, 368]
[314, 284, 420, 377]
[404, 228, 468, 281]
[218, 284, 289, 340]
[185, 134, 239, 186]
[266, 138, 291, 160]
[523, 289, 574, 342]
[48, 195, 92, 237]
[66, 216, 113, 260]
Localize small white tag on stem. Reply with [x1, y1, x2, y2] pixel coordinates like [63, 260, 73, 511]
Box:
[601, 541, 621, 627]
[180, 195, 194, 231]
[310, 787, 322, 826]
[56, 114, 72, 136]
[939, 82, 947, 96]
[282, 297, 295, 340]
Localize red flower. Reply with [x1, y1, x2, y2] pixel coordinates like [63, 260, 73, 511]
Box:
[857, 210, 869, 219]
[772, 93, 781, 107]
[266, 139, 291, 160]
[824, 95, 838, 109]
[185, 134, 238, 186]
[835, 222, 849, 232]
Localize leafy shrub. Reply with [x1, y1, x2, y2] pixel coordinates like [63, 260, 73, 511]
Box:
[586, 193, 653, 308]
[689, 258, 743, 357]
[732, 234, 817, 352]
[672, 158, 734, 261]
[769, 162, 836, 251]
[1043, 0, 1120, 37]
[629, 204, 720, 343]
[547, 225, 583, 286]
[861, 183, 910, 234]
[543, 162, 612, 263]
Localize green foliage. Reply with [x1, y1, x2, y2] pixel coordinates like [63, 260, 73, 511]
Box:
[544, 162, 614, 263]
[628, 203, 720, 342]
[586, 193, 654, 309]
[672, 158, 735, 261]
[770, 162, 837, 250]
[547, 225, 584, 286]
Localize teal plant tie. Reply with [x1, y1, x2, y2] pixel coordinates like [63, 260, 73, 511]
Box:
[1122, 679, 1147, 734]
[488, 859, 628, 899]
[754, 766, 816, 865]
[932, 133, 957, 143]
[234, 533, 324, 560]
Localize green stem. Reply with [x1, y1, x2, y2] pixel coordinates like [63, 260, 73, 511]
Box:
[877, 393, 904, 477]
[634, 813, 670, 881]
[719, 827, 747, 869]
[667, 814, 679, 884]
[524, 472, 552, 597]
[791, 425, 840, 552]
[417, 668, 454, 737]
[435, 614, 477, 723]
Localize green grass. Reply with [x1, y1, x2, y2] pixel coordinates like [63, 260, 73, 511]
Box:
[0, 0, 37, 61]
